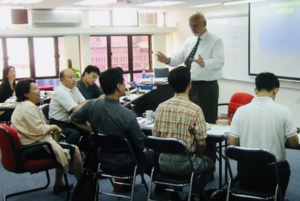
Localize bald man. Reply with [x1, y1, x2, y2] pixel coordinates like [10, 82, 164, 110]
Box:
[156, 12, 224, 166]
[49, 69, 89, 148]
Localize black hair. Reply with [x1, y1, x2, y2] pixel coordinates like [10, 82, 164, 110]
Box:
[81, 65, 101, 77]
[2, 66, 16, 86]
[255, 72, 280, 92]
[15, 78, 35, 102]
[100, 68, 124, 95]
[168, 66, 191, 93]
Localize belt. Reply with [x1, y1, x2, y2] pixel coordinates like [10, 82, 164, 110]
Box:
[191, 80, 216, 85]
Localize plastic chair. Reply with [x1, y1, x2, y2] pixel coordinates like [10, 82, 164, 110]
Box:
[0, 124, 70, 201]
[144, 136, 208, 201]
[225, 145, 282, 201]
[218, 92, 254, 124]
[91, 133, 148, 201]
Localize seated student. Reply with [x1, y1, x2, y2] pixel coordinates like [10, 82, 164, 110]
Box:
[11, 79, 82, 194]
[70, 68, 151, 174]
[76, 65, 103, 99]
[229, 72, 299, 199]
[49, 69, 89, 149]
[152, 66, 215, 201]
[0, 66, 16, 102]
[0, 66, 16, 122]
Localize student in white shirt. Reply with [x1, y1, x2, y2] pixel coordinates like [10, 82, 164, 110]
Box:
[229, 72, 299, 199]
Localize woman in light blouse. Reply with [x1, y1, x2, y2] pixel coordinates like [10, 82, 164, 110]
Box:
[11, 78, 82, 194]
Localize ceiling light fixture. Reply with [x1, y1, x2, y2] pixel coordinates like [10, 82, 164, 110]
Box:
[75, 0, 117, 6]
[137, 1, 185, 7]
[223, 0, 266, 6]
[0, 0, 44, 4]
[192, 3, 222, 8]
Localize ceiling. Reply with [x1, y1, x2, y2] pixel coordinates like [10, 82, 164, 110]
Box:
[0, 0, 237, 11]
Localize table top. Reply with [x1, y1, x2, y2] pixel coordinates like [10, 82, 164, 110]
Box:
[138, 118, 230, 138]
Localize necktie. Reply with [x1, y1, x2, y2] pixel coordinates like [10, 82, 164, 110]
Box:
[185, 37, 200, 70]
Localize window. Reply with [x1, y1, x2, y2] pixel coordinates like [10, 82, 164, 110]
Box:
[90, 35, 152, 82]
[6, 38, 30, 78]
[0, 8, 11, 28]
[90, 36, 107, 72]
[111, 36, 128, 71]
[1, 36, 63, 81]
[0, 39, 3, 79]
[89, 10, 110, 26]
[58, 37, 67, 71]
[33, 37, 56, 77]
[112, 9, 138, 27]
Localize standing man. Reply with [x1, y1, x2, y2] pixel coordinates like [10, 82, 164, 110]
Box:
[156, 12, 224, 163]
[153, 66, 215, 201]
[49, 69, 89, 148]
[76, 65, 103, 99]
[229, 72, 299, 199]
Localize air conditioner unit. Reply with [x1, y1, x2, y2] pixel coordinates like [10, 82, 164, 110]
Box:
[139, 13, 157, 27]
[29, 10, 82, 27]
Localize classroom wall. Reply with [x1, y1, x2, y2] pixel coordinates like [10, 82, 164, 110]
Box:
[164, 4, 300, 126]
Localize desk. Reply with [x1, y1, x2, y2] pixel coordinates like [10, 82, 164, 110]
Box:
[120, 92, 149, 108]
[140, 120, 230, 189]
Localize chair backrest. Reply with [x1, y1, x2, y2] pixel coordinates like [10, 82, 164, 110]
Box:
[225, 146, 276, 165]
[145, 136, 195, 174]
[91, 133, 130, 151]
[228, 92, 254, 116]
[145, 136, 188, 155]
[0, 124, 22, 172]
[39, 104, 50, 121]
[225, 145, 279, 182]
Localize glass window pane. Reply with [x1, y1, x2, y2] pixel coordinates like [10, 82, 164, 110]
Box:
[58, 37, 67, 72]
[7, 38, 30, 78]
[112, 9, 137, 26]
[111, 36, 128, 71]
[33, 37, 56, 77]
[90, 36, 108, 72]
[0, 39, 3, 79]
[89, 11, 110, 26]
[132, 35, 150, 71]
[0, 8, 11, 28]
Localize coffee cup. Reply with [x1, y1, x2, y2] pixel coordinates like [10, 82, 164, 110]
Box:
[143, 110, 154, 122]
[216, 119, 228, 126]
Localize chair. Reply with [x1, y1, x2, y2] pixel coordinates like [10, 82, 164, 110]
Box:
[225, 145, 282, 201]
[0, 124, 70, 201]
[39, 103, 50, 123]
[91, 133, 148, 201]
[144, 136, 208, 201]
[218, 92, 254, 124]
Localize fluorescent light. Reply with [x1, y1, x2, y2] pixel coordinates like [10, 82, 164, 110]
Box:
[223, 0, 266, 5]
[192, 3, 222, 8]
[138, 1, 185, 7]
[0, 0, 44, 4]
[75, 0, 117, 6]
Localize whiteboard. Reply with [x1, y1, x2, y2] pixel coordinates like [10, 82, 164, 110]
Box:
[207, 15, 252, 82]
[207, 15, 300, 89]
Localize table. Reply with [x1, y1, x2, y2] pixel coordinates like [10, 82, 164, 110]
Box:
[139, 120, 230, 189]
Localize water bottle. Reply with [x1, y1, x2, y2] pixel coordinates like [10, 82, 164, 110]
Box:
[142, 69, 146, 78]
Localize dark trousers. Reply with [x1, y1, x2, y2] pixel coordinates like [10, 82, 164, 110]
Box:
[49, 119, 90, 151]
[189, 80, 219, 163]
[238, 160, 290, 198]
[98, 150, 152, 175]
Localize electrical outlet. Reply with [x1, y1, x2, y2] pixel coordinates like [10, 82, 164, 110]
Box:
[295, 97, 300, 103]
